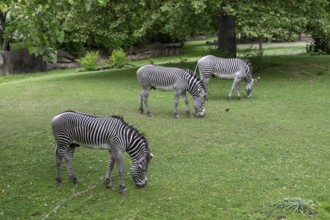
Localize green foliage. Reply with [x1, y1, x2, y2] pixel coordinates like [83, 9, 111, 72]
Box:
[273, 198, 318, 215]
[238, 47, 264, 71]
[4, 0, 330, 59]
[106, 48, 127, 68]
[60, 41, 86, 58]
[201, 44, 231, 58]
[77, 51, 99, 71]
[238, 47, 264, 58]
[306, 35, 330, 55]
[5, 0, 106, 62]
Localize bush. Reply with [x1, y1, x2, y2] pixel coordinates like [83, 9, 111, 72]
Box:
[106, 48, 127, 68]
[60, 41, 86, 58]
[238, 47, 265, 72]
[77, 51, 99, 71]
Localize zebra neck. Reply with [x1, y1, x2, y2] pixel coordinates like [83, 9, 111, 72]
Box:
[245, 76, 252, 83]
[126, 132, 147, 162]
[185, 79, 199, 97]
[245, 73, 253, 83]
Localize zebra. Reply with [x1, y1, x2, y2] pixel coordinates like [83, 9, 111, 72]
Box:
[51, 110, 153, 195]
[137, 64, 208, 118]
[194, 55, 260, 100]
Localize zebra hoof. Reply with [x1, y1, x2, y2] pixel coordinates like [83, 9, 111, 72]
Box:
[106, 184, 114, 190]
[227, 96, 232, 101]
[120, 188, 128, 196]
[238, 97, 242, 100]
[186, 111, 191, 117]
[105, 179, 114, 189]
[72, 177, 80, 184]
[147, 113, 152, 117]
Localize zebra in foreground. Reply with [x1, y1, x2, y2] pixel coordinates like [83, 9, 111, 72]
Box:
[137, 64, 208, 118]
[194, 55, 260, 100]
[51, 111, 153, 195]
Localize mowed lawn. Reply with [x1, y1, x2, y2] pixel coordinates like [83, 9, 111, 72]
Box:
[0, 54, 330, 220]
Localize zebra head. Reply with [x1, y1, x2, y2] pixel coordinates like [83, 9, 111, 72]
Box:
[246, 77, 260, 98]
[193, 87, 208, 117]
[131, 152, 153, 188]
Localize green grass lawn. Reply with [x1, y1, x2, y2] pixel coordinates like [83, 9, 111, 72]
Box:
[1, 47, 330, 219]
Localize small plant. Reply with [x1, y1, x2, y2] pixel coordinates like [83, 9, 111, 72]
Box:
[272, 197, 318, 216]
[77, 51, 99, 71]
[107, 48, 127, 68]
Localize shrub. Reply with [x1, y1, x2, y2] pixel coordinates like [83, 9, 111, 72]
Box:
[77, 51, 99, 71]
[107, 48, 127, 68]
[239, 47, 265, 72]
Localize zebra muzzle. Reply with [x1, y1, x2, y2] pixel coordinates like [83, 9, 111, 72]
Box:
[135, 180, 147, 188]
[195, 108, 205, 117]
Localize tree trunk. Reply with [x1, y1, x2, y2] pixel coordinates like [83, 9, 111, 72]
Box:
[0, 12, 10, 51]
[217, 8, 236, 58]
[258, 37, 263, 50]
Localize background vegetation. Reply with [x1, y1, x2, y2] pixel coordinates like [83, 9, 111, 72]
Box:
[0, 41, 329, 219]
[1, 0, 330, 61]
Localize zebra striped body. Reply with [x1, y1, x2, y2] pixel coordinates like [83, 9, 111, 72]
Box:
[51, 111, 153, 195]
[137, 64, 207, 118]
[195, 55, 260, 100]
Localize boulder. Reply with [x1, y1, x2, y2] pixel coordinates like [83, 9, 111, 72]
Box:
[0, 49, 47, 75]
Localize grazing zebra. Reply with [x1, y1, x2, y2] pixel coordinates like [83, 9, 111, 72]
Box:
[137, 64, 208, 118]
[51, 111, 153, 195]
[194, 55, 260, 100]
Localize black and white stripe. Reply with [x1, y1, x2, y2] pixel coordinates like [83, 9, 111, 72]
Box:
[137, 64, 208, 118]
[194, 55, 260, 100]
[51, 111, 153, 195]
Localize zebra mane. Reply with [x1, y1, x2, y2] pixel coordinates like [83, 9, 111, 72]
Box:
[182, 68, 206, 89]
[62, 109, 76, 113]
[241, 59, 253, 82]
[65, 110, 103, 118]
[111, 115, 124, 121]
[112, 115, 150, 152]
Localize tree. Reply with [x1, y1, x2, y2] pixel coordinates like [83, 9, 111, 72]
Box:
[170, 0, 330, 57]
[305, 0, 330, 54]
[218, 1, 236, 57]
[4, 0, 330, 61]
[0, 0, 11, 51]
[5, 0, 107, 62]
[60, 0, 155, 54]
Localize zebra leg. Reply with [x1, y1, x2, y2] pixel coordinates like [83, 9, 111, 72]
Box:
[139, 90, 144, 114]
[105, 153, 115, 189]
[236, 81, 242, 100]
[173, 91, 181, 118]
[55, 145, 66, 187]
[115, 152, 127, 195]
[141, 89, 152, 116]
[202, 77, 210, 88]
[182, 92, 191, 117]
[64, 145, 79, 184]
[228, 79, 239, 101]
